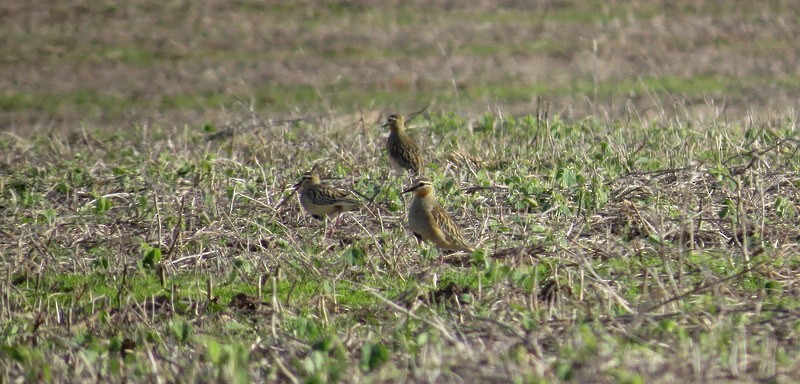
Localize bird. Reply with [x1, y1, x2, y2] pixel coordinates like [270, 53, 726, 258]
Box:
[295, 172, 360, 235]
[402, 178, 475, 252]
[383, 114, 423, 175]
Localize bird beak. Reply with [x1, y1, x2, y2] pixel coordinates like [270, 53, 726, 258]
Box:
[401, 185, 416, 194]
[381, 122, 389, 128]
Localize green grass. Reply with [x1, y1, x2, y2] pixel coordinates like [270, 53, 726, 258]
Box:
[2, 112, 799, 382]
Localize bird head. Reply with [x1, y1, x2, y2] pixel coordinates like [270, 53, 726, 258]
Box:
[402, 177, 434, 197]
[295, 172, 321, 189]
[381, 114, 405, 131]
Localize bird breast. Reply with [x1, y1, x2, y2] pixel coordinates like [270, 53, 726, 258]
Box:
[408, 198, 433, 234]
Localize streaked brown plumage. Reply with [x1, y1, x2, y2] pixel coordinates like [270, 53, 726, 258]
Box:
[296, 172, 360, 220]
[402, 178, 474, 252]
[383, 114, 423, 175]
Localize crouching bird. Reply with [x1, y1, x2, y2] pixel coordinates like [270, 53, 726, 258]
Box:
[296, 172, 360, 236]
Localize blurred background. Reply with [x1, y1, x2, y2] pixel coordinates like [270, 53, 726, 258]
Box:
[2, 0, 799, 132]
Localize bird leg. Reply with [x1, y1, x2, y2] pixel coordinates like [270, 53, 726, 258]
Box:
[326, 215, 344, 238]
[322, 218, 332, 238]
[326, 214, 347, 238]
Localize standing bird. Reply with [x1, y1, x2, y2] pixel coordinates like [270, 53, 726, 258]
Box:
[402, 178, 475, 252]
[384, 114, 423, 176]
[295, 172, 360, 236]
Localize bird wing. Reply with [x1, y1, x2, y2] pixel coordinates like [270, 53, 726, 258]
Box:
[430, 204, 474, 251]
[390, 133, 423, 173]
[311, 185, 360, 208]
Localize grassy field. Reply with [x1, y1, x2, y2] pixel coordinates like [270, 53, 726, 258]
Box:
[3, 1, 800, 383]
[3, 0, 800, 130]
[3, 113, 800, 382]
